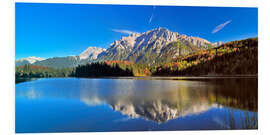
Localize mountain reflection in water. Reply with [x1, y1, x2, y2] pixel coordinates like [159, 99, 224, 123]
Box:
[16, 77, 257, 131]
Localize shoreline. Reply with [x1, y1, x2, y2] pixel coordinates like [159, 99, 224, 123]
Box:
[16, 75, 258, 84]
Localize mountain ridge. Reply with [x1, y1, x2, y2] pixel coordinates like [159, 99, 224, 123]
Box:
[16, 28, 221, 68]
[98, 27, 219, 64]
[15, 56, 44, 66]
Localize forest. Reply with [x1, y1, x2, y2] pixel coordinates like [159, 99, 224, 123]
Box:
[153, 37, 258, 76]
[15, 65, 73, 78]
[73, 62, 133, 77]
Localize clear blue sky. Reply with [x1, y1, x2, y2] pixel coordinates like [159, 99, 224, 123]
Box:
[15, 3, 258, 59]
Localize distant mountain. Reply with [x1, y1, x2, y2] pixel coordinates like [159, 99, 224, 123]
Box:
[33, 56, 80, 68]
[16, 57, 44, 66]
[79, 47, 106, 60]
[98, 27, 217, 64]
[15, 55, 94, 69]
[16, 48, 105, 69]
[16, 28, 221, 68]
[32, 56, 103, 69]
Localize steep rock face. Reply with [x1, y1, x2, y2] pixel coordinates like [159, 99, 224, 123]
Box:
[213, 41, 224, 47]
[16, 57, 44, 66]
[178, 35, 214, 49]
[127, 28, 180, 63]
[79, 47, 106, 60]
[98, 33, 141, 60]
[131, 28, 179, 54]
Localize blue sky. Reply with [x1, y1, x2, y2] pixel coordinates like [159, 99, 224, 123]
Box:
[15, 3, 258, 59]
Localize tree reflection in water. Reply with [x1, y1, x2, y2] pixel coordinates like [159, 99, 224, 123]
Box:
[16, 77, 258, 129]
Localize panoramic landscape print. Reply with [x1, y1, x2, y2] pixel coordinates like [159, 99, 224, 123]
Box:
[15, 3, 258, 133]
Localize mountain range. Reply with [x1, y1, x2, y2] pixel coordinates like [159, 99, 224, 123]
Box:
[15, 56, 44, 66]
[16, 28, 223, 68]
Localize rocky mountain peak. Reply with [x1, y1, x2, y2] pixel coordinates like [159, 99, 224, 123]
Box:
[132, 27, 179, 51]
[140, 27, 179, 42]
[79, 47, 106, 60]
[116, 33, 141, 48]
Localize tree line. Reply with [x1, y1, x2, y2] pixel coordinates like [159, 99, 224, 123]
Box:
[73, 62, 133, 77]
[15, 65, 73, 78]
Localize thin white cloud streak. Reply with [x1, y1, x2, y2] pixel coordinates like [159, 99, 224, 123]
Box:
[148, 14, 153, 24]
[148, 6, 156, 24]
[211, 20, 232, 34]
[112, 29, 137, 35]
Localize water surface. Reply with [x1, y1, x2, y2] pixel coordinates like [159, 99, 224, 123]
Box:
[15, 77, 258, 133]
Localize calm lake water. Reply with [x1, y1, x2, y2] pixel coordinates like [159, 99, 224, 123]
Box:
[15, 77, 258, 133]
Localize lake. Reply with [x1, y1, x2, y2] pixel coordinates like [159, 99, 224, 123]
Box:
[15, 77, 258, 133]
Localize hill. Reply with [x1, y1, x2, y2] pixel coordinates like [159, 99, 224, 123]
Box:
[153, 38, 258, 76]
